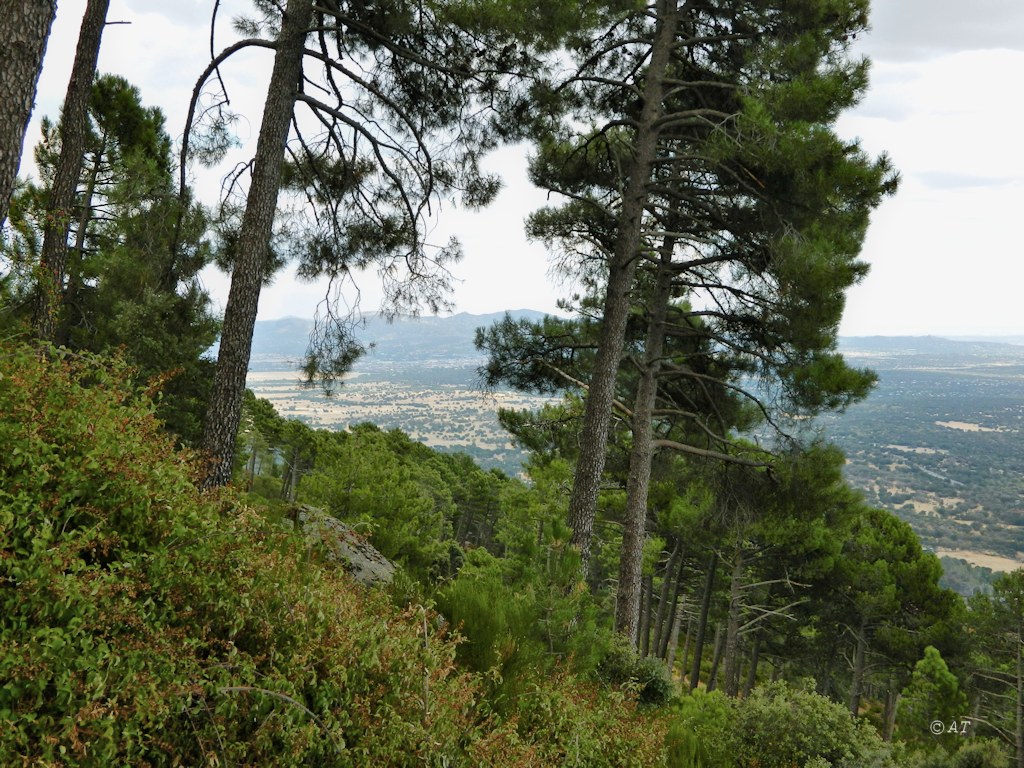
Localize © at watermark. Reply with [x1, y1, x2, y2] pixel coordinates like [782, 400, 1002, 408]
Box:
[930, 719, 971, 736]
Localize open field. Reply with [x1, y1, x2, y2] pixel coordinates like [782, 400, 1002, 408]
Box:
[936, 549, 1024, 573]
[247, 364, 552, 474]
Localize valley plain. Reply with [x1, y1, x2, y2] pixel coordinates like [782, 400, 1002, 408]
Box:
[244, 315, 1024, 578]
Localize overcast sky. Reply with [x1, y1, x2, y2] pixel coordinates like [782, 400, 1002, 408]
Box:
[22, 0, 1024, 337]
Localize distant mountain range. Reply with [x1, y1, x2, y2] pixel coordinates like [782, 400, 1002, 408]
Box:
[246, 310, 548, 366]
[840, 335, 1024, 362]
[246, 312, 1024, 371]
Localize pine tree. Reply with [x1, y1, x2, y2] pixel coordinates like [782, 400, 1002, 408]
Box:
[522, 0, 897, 574]
[2, 76, 219, 443]
[0, 0, 56, 230]
[32, 0, 111, 339]
[190, 0, 584, 487]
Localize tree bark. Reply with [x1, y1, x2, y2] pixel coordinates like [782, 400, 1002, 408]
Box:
[615, 244, 676, 640]
[665, 598, 685, 671]
[707, 622, 724, 693]
[566, 0, 679, 571]
[660, 546, 686, 659]
[743, 635, 760, 696]
[680, 615, 693, 683]
[455, 504, 475, 544]
[723, 543, 746, 696]
[690, 551, 717, 691]
[649, 544, 675, 654]
[849, 620, 868, 716]
[882, 682, 898, 742]
[639, 573, 654, 656]
[57, 141, 102, 346]
[0, 0, 56, 231]
[33, 0, 110, 340]
[201, 0, 314, 488]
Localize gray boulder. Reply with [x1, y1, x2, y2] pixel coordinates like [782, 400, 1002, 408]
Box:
[290, 505, 396, 586]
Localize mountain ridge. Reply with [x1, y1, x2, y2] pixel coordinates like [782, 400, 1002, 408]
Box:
[244, 312, 1024, 367]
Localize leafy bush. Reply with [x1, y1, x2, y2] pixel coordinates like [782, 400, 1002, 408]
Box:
[499, 668, 670, 767]
[0, 343, 483, 764]
[666, 689, 733, 767]
[434, 548, 547, 702]
[901, 739, 1011, 768]
[302, 424, 454, 579]
[668, 682, 896, 768]
[0, 342, 669, 766]
[596, 635, 674, 705]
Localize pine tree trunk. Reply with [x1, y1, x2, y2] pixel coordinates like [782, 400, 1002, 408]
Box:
[615, 244, 676, 640]
[455, 505, 475, 544]
[743, 635, 760, 696]
[882, 683, 898, 742]
[58, 143, 102, 346]
[0, 0, 56, 231]
[201, 0, 314, 488]
[680, 616, 693, 683]
[707, 622, 724, 693]
[660, 548, 686, 659]
[651, 540, 678, 655]
[246, 439, 258, 491]
[280, 446, 300, 501]
[723, 544, 745, 696]
[639, 573, 654, 656]
[690, 551, 717, 691]
[665, 598, 685, 671]
[33, 0, 111, 340]
[566, 0, 679, 571]
[849, 621, 868, 716]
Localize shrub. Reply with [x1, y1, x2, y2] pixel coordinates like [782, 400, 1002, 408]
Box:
[0, 343, 490, 764]
[669, 682, 896, 768]
[901, 739, 1012, 768]
[596, 635, 674, 705]
[0, 342, 670, 766]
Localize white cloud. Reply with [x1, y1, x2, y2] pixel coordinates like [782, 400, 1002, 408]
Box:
[860, 0, 1024, 61]
[23, 1, 1024, 336]
[836, 43, 1024, 335]
[840, 51, 1024, 185]
[842, 177, 1024, 336]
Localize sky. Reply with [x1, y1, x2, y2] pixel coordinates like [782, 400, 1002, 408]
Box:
[21, 0, 1024, 337]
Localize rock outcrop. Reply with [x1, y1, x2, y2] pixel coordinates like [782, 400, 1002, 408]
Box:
[290, 504, 396, 586]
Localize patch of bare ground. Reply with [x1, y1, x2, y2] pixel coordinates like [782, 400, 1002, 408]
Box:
[936, 549, 1023, 573]
[885, 444, 948, 455]
[245, 369, 553, 455]
[904, 500, 938, 515]
[935, 420, 1011, 433]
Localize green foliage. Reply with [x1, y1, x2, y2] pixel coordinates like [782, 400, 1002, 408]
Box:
[436, 524, 612, 706]
[964, 569, 1024, 754]
[666, 689, 733, 767]
[898, 646, 969, 753]
[669, 683, 895, 768]
[493, 668, 670, 767]
[939, 557, 994, 598]
[949, 740, 1011, 768]
[1, 74, 218, 444]
[902, 739, 1012, 768]
[435, 548, 549, 701]
[595, 635, 674, 705]
[0, 340, 672, 765]
[302, 423, 455, 579]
